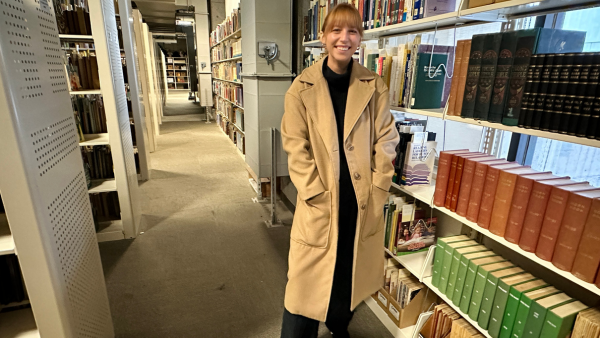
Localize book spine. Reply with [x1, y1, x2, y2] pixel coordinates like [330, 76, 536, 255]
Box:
[432, 241, 446, 287]
[450, 156, 468, 211]
[528, 54, 554, 129]
[467, 269, 489, 320]
[459, 261, 480, 314]
[474, 33, 502, 121]
[446, 251, 464, 300]
[586, 54, 600, 138]
[521, 55, 545, 128]
[552, 193, 595, 271]
[571, 198, 600, 282]
[456, 158, 478, 216]
[466, 162, 489, 222]
[541, 54, 563, 131]
[523, 300, 557, 338]
[539, 310, 581, 338]
[439, 245, 458, 294]
[462, 35, 485, 118]
[518, 182, 553, 252]
[492, 285, 517, 338]
[511, 296, 534, 338]
[452, 254, 472, 306]
[478, 275, 501, 329]
[478, 167, 502, 229]
[561, 54, 584, 134]
[447, 40, 466, 116]
[504, 176, 535, 244]
[454, 40, 472, 116]
[444, 155, 461, 209]
[489, 32, 517, 123]
[536, 188, 571, 261]
[489, 171, 520, 237]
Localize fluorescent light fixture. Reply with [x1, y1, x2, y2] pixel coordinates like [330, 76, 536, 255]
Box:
[176, 20, 194, 26]
[156, 39, 178, 44]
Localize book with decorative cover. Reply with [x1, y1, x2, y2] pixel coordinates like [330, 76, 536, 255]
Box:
[462, 35, 486, 118]
[474, 33, 503, 121]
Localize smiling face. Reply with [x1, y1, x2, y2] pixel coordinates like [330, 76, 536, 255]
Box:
[321, 25, 360, 66]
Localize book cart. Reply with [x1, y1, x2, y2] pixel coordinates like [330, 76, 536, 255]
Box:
[0, 0, 125, 336]
[166, 56, 190, 90]
[305, 0, 600, 337]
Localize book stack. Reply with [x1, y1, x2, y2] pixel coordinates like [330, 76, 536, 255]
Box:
[57, 3, 92, 35]
[572, 308, 600, 338]
[212, 81, 244, 107]
[67, 52, 101, 91]
[214, 97, 245, 155]
[72, 95, 107, 140]
[304, 0, 457, 42]
[89, 191, 121, 230]
[450, 319, 485, 338]
[212, 61, 243, 82]
[210, 7, 241, 46]
[433, 150, 600, 285]
[81, 146, 115, 180]
[431, 304, 462, 338]
[431, 235, 591, 338]
[385, 258, 425, 308]
[0, 254, 26, 306]
[211, 38, 243, 61]
[383, 195, 436, 255]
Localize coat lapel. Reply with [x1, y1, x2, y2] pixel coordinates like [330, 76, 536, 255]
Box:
[344, 63, 375, 143]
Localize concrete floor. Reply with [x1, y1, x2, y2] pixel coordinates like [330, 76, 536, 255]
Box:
[98, 95, 392, 337]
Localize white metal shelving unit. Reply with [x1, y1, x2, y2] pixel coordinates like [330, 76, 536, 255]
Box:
[166, 56, 190, 90]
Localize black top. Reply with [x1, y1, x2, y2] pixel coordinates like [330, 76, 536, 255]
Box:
[322, 57, 358, 305]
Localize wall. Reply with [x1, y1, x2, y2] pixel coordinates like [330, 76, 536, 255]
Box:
[210, 0, 225, 31]
[226, 0, 240, 16]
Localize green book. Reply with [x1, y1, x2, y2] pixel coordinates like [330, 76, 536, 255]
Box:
[367, 53, 379, 73]
[459, 255, 507, 314]
[467, 261, 516, 321]
[510, 287, 560, 338]
[539, 301, 588, 338]
[384, 202, 397, 248]
[478, 272, 535, 330]
[493, 280, 549, 338]
[452, 250, 496, 306]
[521, 293, 573, 338]
[439, 240, 479, 294]
[411, 52, 448, 109]
[432, 235, 470, 288]
[446, 245, 488, 301]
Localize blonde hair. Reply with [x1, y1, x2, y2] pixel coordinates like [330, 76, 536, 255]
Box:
[321, 4, 364, 38]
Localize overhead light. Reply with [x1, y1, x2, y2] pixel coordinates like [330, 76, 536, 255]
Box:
[176, 20, 194, 26]
[156, 39, 177, 43]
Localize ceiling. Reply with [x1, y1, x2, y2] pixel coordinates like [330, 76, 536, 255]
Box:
[132, 0, 190, 33]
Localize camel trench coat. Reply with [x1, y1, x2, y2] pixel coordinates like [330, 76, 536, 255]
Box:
[281, 57, 400, 322]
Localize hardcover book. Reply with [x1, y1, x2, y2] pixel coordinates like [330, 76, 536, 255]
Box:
[446, 244, 488, 300]
[439, 240, 479, 294]
[432, 235, 470, 287]
[474, 33, 503, 121]
[454, 40, 473, 116]
[459, 255, 507, 314]
[456, 156, 500, 216]
[462, 35, 486, 118]
[451, 250, 496, 306]
[411, 53, 448, 109]
[467, 261, 516, 321]
[522, 293, 573, 338]
[433, 150, 469, 207]
[479, 273, 536, 330]
[465, 160, 509, 222]
[571, 198, 600, 282]
[539, 301, 588, 338]
[510, 287, 561, 338]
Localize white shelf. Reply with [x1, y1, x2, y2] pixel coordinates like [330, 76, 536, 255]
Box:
[391, 107, 445, 118]
[365, 297, 415, 338]
[211, 28, 242, 48]
[389, 182, 600, 296]
[70, 89, 102, 95]
[363, 12, 467, 40]
[211, 55, 243, 64]
[459, 0, 600, 20]
[303, 39, 323, 47]
[213, 77, 243, 85]
[444, 115, 600, 148]
[0, 213, 15, 256]
[0, 308, 40, 338]
[88, 179, 117, 194]
[80, 133, 109, 146]
[422, 277, 493, 338]
[1, 299, 31, 310]
[59, 34, 94, 41]
[385, 248, 429, 280]
[96, 220, 124, 242]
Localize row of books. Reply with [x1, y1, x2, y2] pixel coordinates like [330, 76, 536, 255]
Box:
[429, 304, 483, 338]
[393, 122, 437, 185]
[384, 194, 437, 255]
[360, 38, 454, 109]
[572, 308, 600, 338]
[81, 146, 114, 181]
[433, 150, 600, 285]
[384, 257, 425, 308]
[215, 97, 244, 130]
[0, 254, 25, 306]
[166, 64, 187, 71]
[72, 95, 107, 138]
[432, 235, 589, 338]
[67, 52, 101, 91]
[447, 29, 589, 130]
[210, 7, 241, 47]
[57, 4, 92, 36]
[212, 61, 243, 83]
[213, 81, 244, 107]
[215, 112, 245, 155]
[304, 0, 456, 42]
[167, 71, 188, 77]
[89, 192, 121, 228]
[211, 39, 242, 62]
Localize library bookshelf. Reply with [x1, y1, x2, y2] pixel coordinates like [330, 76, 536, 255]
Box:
[167, 56, 190, 90]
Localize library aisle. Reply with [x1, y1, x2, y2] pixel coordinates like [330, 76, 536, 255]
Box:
[97, 95, 391, 337]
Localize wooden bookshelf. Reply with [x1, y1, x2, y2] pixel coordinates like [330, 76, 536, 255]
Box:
[166, 56, 190, 90]
[211, 28, 242, 48]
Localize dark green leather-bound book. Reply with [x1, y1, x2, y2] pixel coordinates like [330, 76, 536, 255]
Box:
[575, 54, 597, 137]
[528, 54, 554, 129]
[548, 54, 569, 132]
[561, 54, 585, 134]
[587, 53, 600, 138]
[410, 53, 448, 109]
[520, 55, 545, 128]
[461, 34, 486, 118]
[474, 33, 503, 121]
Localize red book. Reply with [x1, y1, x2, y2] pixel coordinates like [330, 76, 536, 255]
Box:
[433, 150, 469, 207]
[572, 198, 600, 283]
[552, 190, 600, 271]
[465, 160, 509, 222]
[503, 174, 566, 244]
[477, 164, 527, 229]
[535, 184, 597, 261]
[450, 154, 490, 212]
[517, 179, 578, 252]
[456, 157, 500, 216]
[445, 153, 482, 209]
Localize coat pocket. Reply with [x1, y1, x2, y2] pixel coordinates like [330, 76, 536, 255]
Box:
[361, 184, 389, 241]
[291, 191, 332, 248]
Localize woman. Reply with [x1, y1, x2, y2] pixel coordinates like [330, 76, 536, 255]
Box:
[280, 4, 399, 337]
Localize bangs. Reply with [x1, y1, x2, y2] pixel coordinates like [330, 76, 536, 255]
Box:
[322, 4, 364, 37]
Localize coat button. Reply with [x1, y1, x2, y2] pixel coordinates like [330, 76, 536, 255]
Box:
[348, 145, 354, 151]
[361, 204, 366, 210]
[354, 172, 361, 180]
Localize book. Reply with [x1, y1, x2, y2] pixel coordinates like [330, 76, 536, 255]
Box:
[459, 255, 507, 314]
[439, 240, 479, 294]
[536, 184, 598, 261]
[479, 273, 536, 330]
[504, 174, 564, 244]
[539, 301, 588, 338]
[450, 154, 490, 211]
[462, 35, 486, 118]
[410, 53, 448, 109]
[552, 189, 600, 271]
[571, 307, 600, 338]
[511, 287, 561, 338]
[465, 159, 509, 222]
[432, 235, 470, 287]
[479, 167, 537, 230]
[433, 150, 469, 207]
[454, 40, 473, 116]
[468, 261, 517, 321]
[492, 279, 549, 338]
[522, 293, 574, 338]
[571, 198, 600, 282]
[451, 250, 496, 306]
[474, 33, 503, 121]
[456, 157, 501, 216]
[446, 245, 488, 300]
[446, 153, 483, 210]
[518, 179, 581, 252]
[447, 40, 467, 117]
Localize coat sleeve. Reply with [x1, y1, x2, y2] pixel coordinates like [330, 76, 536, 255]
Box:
[371, 81, 400, 192]
[281, 91, 326, 201]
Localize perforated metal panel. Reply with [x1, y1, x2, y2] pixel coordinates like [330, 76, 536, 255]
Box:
[0, 0, 113, 336]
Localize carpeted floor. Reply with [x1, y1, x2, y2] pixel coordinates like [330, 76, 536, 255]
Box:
[98, 95, 392, 337]
[162, 90, 205, 116]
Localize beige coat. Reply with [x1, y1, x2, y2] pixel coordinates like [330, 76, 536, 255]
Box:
[281, 57, 400, 322]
